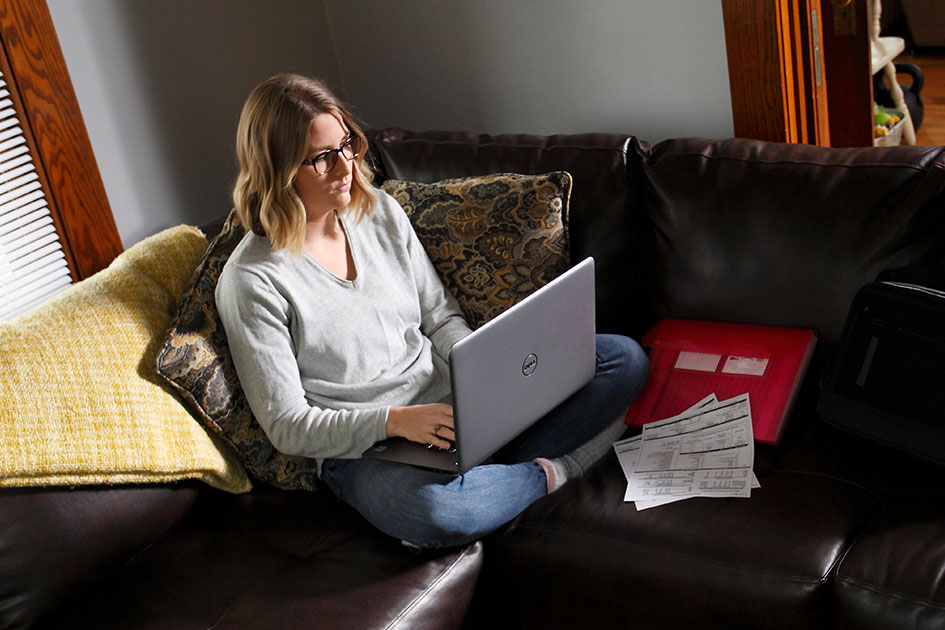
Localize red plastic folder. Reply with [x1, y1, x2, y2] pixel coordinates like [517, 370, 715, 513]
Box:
[625, 319, 817, 445]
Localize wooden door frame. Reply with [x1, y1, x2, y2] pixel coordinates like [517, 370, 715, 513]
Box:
[722, 0, 872, 147]
[819, 0, 873, 146]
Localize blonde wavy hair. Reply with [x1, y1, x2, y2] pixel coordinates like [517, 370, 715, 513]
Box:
[231, 73, 377, 254]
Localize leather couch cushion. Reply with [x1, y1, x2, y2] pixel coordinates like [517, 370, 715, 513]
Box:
[642, 139, 945, 352]
[371, 129, 650, 336]
[833, 500, 945, 630]
[381, 171, 571, 329]
[480, 454, 881, 630]
[39, 487, 482, 630]
[0, 485, 198, 630]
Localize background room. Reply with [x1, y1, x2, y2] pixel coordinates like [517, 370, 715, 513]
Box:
[45, 0, 734, 247]
[879, 0, 945, 146]
[46, 0, 942, 252]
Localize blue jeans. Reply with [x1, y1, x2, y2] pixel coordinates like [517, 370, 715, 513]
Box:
[321, 334, 649, 548]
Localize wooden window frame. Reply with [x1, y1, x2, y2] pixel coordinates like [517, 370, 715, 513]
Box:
[0, 0, 121, 282]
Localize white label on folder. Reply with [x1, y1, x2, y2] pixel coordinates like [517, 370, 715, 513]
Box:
[674, 351, 722, 372]
[722, 356, 769, 376]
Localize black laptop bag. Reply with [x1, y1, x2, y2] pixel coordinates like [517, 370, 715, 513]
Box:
[817, 265, 945, 466]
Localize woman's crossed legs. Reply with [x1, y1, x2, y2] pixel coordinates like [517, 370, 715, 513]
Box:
[321, 334, 649, 548]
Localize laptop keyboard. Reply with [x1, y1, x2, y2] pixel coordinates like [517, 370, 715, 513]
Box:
[426, 440, 457, 454]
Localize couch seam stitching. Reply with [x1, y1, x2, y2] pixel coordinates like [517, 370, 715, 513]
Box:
[761, 469, 885, 499]
[646, 150, 942, 173]
[379, 137, 631, 153]
[384, 545, 474, 630]
[824, 502, 889, 595]
[836, 574, 945, 612]
[508, 522, 829, 585]
[833, 503, 945, 613]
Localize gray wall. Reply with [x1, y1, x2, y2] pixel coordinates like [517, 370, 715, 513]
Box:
[329, 0, 732, 138]
[48, 0, 733, 247]
[47, 0, 343, 247]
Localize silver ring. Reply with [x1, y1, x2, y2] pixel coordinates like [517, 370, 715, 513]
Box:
[433, 423, 441, 434]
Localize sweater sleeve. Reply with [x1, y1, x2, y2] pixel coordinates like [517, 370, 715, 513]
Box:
[397, 202, 472, 360]
[215, 263, 389, 461]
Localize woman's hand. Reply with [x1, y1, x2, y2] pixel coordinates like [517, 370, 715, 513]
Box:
[387, 404, 455, 450]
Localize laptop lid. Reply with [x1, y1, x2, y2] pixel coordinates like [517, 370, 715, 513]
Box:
[362, 257, 597, 474]
[450, 257, 597, 473]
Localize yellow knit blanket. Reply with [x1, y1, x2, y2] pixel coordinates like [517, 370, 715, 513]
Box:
[0, 225, 250, 493]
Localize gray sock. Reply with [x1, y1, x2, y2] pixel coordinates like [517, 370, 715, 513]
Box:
[554, 412, 628, 479]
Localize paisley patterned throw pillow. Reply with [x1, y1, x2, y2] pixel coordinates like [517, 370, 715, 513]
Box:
[382, 172, 572, 329]
[155, 213, 320, 491]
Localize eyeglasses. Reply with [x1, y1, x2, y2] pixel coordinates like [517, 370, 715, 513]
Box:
[301, 135, 361, 175]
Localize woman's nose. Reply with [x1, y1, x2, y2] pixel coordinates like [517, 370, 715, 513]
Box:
[331, 153, 353, 176]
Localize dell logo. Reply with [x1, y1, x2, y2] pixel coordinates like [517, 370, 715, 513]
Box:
[522, 353, 538, 376]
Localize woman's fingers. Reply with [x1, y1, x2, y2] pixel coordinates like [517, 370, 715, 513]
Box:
[429, 408, 455, 449]
[388, 403, 455, 448]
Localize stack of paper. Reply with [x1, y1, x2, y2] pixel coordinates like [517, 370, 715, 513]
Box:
[614, 393, 760, 510]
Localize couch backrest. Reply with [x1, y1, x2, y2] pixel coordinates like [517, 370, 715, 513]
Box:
[371, 129, 945, 353]
[370, 128, 648, 336]
[642, 138, 945, 351]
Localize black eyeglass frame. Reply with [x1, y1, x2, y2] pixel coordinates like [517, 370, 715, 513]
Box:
[301, 135, 362, 175]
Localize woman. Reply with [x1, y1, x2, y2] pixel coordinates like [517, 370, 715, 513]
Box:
[216, 73, 649, 549]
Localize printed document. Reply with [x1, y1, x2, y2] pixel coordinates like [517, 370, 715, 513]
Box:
[615, 393, 759, 510]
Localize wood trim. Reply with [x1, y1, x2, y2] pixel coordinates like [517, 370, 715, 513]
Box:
[0, 27, 78, 281]
[723, 0, 791, 143]
[778, 0, 802, 142]
[722, 0, 831, 146]
[820, 0, 873, 146]
[804, 1, 831, 144]
[0, 0, 121, 281]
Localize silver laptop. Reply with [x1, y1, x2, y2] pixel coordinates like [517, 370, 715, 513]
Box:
[362, 257, 596, 474]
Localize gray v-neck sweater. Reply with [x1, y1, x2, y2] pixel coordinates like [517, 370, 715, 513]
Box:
[215, 190, 471, 471]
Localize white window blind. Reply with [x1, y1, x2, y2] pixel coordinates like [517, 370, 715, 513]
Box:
[0, 69, 73, 321]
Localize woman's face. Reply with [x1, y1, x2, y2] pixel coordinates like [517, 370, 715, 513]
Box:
[294, 112, 354, 219]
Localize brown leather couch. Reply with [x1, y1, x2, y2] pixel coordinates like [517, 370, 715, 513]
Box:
[3, 129, 944, 629]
